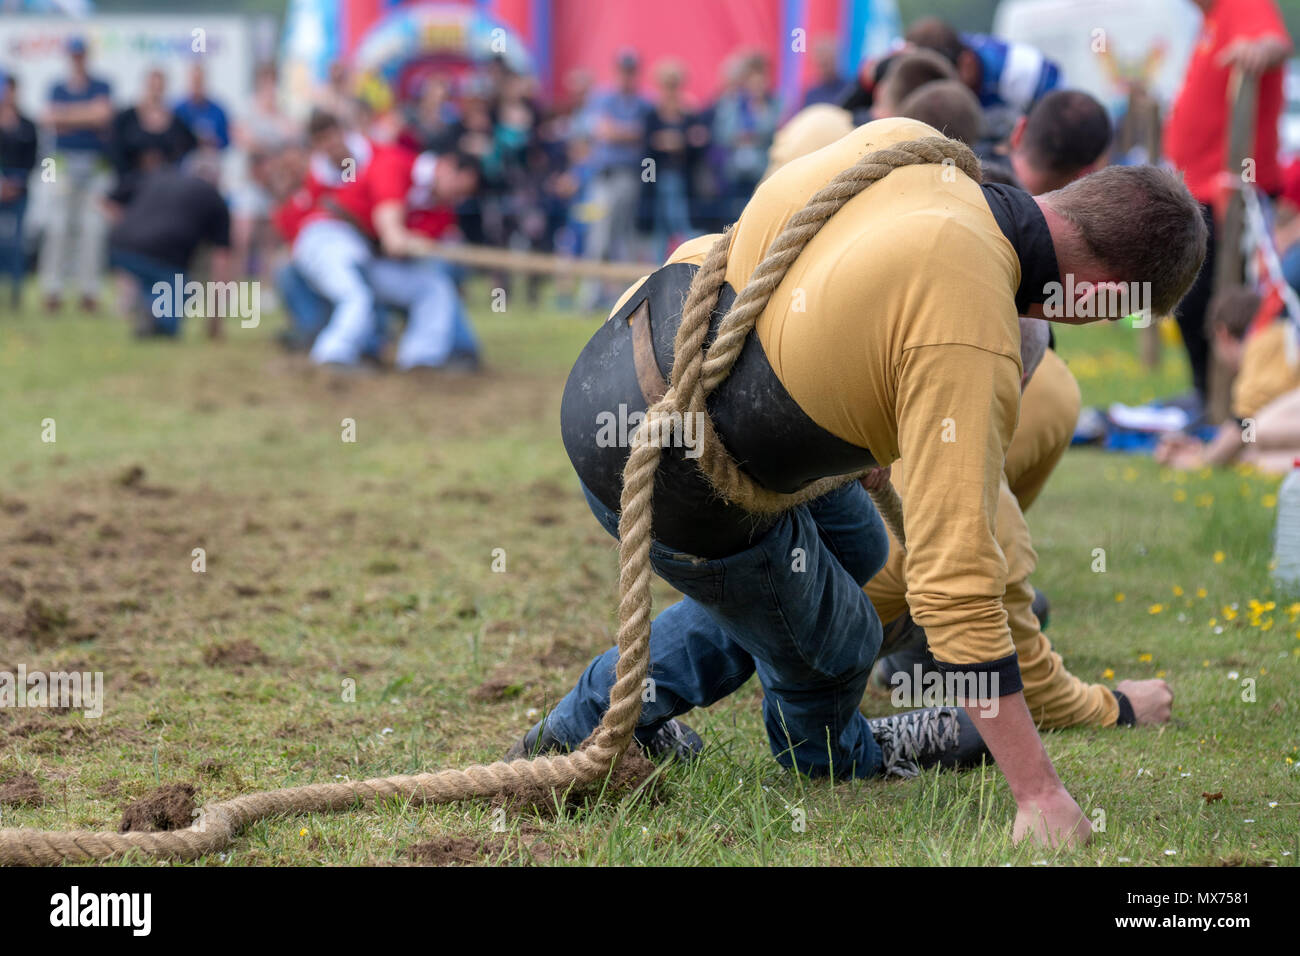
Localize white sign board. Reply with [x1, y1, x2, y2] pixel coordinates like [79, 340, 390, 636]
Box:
[0, 15, 254, 122]
[993, 0, 1202, 113]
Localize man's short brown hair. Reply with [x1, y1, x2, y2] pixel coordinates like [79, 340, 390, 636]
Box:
[1045, 165, 1208, 317]
[897, 79, 982, 146]
[877, 50, 957, 113]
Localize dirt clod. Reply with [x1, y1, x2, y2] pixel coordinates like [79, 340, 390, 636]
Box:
[0, 771, 47, 807]
[203, 639, 271, 669]
[409, 836, 502, 866]
[119, 783, 197, 832]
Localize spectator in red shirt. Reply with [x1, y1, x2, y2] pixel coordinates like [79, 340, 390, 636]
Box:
[1163, 0, 1292, 405]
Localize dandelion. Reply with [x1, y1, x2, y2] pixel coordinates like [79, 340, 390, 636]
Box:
[1213, 551, 1225, 564]
[1172, 585, 1184, 597]
[1174, 489, 1188, 502]
[1148, 604, 1164, 615]
[1138, 652, 1153, 663]
[1103, 667, 1115, 680]
[1263, 494, 1278, 508]
[299, 828, 308, 837]
[1202, 660, 1210, 667]
[1222, 606, 1237, 621]
[1195, 493, 1214, 508]
[1196, 587, 1208, 599]
[1157, 670, 1167, 678]
[1115, 593, 1126, 603]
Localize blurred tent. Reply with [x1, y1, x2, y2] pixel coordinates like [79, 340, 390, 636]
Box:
[280, 0, 902, 109]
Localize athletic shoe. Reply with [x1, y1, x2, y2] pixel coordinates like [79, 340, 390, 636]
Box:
[505, 716, 703, 763]
[868, 706, 991, 778]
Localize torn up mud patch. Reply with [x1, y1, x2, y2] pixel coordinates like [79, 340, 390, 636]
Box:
[470, 674, 527, 703]
[20, 598, 95, 644]
[119, 783, 197, 832]
[409, 836, 504, 866]
[203, 639, 271, 669]
[0, 771, 48, 807]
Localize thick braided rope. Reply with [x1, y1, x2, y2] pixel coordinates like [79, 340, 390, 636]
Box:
[0, 136, 973, 865]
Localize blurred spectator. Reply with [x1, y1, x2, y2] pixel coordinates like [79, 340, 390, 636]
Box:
[578, 49, 652, 310]
[107, 151, 231, 338]
[401, 74, 459, 153]
[232, 63, 297, 281]
[802, 37, 846, 108]
[1164, 0, 1291, 406]
[0, 72, 37, 309]
[109, 67, 197, 198]
[646, 60, 706, 258]
[713, 52, 779, 221]
[41, 36, 113, 313]
[314, 61, 362, 132]
[905, 17, 1062, 144]
[174, 62, 230, 151]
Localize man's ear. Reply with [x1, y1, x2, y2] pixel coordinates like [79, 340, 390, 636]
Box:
[957, 50, 981, 91]
[1009, 115, 1027, 150]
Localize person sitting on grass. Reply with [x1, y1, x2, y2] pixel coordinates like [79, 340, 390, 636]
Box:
[508, 117, 1207, 848]
[1156, 287, 1300, 474]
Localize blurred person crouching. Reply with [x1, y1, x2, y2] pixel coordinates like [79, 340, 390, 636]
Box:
[107, 150, 231, 338]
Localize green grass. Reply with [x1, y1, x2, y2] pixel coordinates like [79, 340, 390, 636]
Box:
[0, 291, 1296, 866]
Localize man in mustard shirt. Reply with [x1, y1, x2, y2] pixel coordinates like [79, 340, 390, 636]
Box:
[511, 118, 1206, 847]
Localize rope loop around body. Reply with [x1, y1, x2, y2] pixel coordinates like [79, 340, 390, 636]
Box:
[0, 135, 976, 865]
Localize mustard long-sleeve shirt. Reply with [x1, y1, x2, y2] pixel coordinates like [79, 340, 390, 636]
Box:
[866, 462, 1119, 728]
[612, 118, 1037, 689]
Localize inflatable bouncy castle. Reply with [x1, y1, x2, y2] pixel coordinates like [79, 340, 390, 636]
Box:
[281, 0, 901, 110]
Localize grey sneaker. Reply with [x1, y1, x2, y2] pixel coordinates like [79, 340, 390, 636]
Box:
[869, 706, 991, 778]
[505, 717, 702, 764]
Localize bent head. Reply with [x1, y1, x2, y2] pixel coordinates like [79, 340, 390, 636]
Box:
[1030, 165, 1207, 325]
[433, 150, 482, 205]
[1010, 90, 1112, 195]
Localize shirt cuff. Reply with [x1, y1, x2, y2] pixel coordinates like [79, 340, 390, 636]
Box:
[932, 653, 1023, 698]
[1112, 690, 1137, 727]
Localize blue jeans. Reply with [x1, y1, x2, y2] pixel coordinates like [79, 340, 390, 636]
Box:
[0, 191, 27, 294]
[109, 247, 184, 336]
[544, 480, 889, 779]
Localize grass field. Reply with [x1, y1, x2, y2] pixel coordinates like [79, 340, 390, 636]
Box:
[0, 288, 1296, 867]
